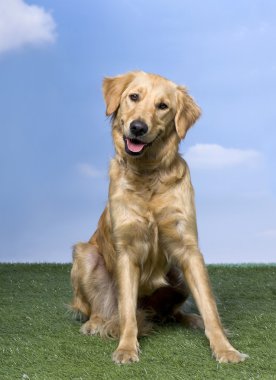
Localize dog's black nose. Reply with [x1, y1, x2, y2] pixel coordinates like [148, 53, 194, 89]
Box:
[130, 120, 148, 137]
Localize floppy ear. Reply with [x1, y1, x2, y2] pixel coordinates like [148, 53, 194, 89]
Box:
[175, 86, 201, 139]
[102, 72, 135, 116]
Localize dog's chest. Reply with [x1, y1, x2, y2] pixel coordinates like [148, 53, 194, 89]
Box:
[128, 188, 173, 295]
[109, 167, 192, 294]
[137, 207, 169, 296]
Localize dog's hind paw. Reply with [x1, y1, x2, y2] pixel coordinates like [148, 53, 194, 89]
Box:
[80, 316, 104, 336]
[80, 321, 98, 335]
[174, 311, 204, 330]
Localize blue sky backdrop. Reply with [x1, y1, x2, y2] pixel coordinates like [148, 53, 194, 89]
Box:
[0, 0, 275, 263]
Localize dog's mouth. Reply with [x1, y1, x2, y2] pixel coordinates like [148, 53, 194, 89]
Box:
[123, 136, 149, 156]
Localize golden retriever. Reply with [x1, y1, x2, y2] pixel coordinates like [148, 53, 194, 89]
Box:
[71, 71, 248, 364]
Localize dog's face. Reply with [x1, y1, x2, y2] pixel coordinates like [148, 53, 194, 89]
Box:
[103, 71, 201, 159]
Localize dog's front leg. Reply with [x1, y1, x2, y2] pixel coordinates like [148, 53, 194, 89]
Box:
[180, 248, 248, 363]
[112, 253, 140, 364]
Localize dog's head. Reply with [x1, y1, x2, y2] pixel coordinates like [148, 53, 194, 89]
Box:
[103, 71, 201, 160]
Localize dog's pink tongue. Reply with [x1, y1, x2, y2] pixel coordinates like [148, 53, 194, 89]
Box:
[126, 138, 146, 153]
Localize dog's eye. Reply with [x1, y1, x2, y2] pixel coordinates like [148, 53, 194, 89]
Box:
[129, 93, 139, 102]
[158, 102, 168, 110]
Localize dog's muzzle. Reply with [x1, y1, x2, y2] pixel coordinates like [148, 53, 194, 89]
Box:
[123, 120, 149, 156]
[130, 120, 148, 137]
[123, 136, 149, 156]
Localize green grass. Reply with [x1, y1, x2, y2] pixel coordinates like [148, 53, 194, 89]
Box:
[0, 264, 275, 380]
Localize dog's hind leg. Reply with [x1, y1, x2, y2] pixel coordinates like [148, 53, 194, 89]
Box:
[174, 310, 204, 329]
[71, 243, 93, 319]
[71, 242, 109, 321]
[71, 242, 120, 337]
[139, 265, 203, 329]
[166, 266, 204, 329]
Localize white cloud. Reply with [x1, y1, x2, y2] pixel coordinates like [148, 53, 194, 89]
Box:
[0, 0, 56, 54]
[258, 229, 276, 238]
[185, 144, 262, 170]
[76, 163, 105, 178]
[234, 22, 272, 40]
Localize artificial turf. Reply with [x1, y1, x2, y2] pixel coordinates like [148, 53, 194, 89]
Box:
[0, 264, 275, 380]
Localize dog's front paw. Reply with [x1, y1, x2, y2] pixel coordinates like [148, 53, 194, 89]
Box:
[213, 349, 249, 363]
[112, 348, 139, 364]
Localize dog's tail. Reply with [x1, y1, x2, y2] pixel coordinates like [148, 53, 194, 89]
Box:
[67, 298, 90, 323]
[89, 310, 152, 339]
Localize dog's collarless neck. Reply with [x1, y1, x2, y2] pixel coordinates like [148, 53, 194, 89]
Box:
[114, 154, 186, 184]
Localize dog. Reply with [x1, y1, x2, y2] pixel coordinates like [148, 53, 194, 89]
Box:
[71, 71, 248, 364]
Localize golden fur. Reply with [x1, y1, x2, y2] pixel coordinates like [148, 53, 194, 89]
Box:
[71, 71, 248, 364]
